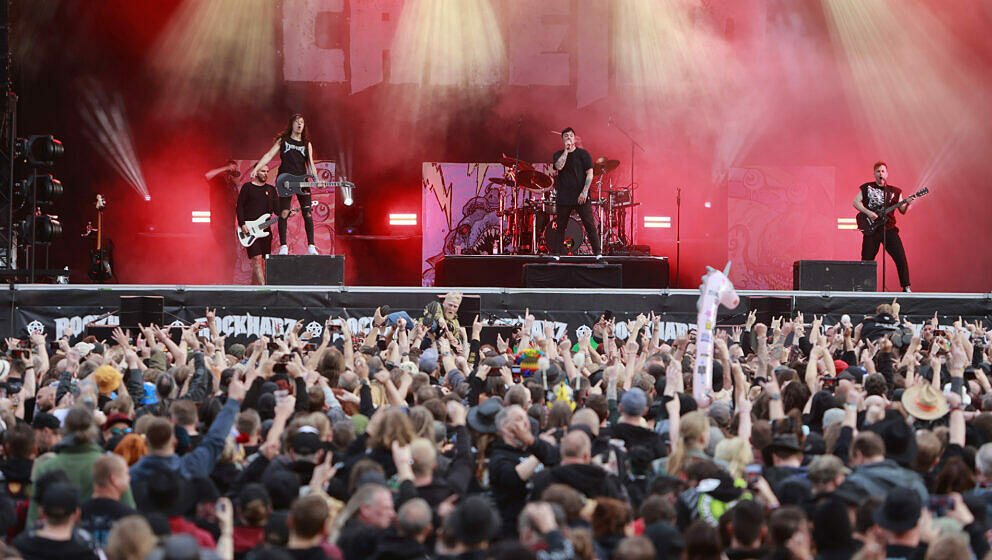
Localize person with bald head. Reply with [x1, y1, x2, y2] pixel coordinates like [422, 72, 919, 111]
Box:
[529, 429, 625, 501]
[370, 498, 433, 559]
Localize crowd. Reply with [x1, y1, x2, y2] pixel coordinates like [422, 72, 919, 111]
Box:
[0, 291, 990, 560]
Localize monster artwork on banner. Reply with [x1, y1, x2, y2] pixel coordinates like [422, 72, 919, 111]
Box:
[421, 162, 553, 286]
[693, 262, 740, 407]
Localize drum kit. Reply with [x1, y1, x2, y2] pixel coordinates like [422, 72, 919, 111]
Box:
[490, 154, 639, 255]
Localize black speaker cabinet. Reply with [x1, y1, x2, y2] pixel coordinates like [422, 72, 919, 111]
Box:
[792, 260, 876, 292]
[523, 263, 622, 288]
[265, 255, 345, 286]
[119, 296, 164, 327]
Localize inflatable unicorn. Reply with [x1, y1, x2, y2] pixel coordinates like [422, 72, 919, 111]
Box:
[693, 262, 740, 407]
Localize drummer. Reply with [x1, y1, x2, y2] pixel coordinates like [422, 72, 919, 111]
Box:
[551, 127, 602, 258]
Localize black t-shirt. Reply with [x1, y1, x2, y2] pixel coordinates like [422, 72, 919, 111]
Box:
[11, 529, 102, 560]
[859, 182, 902, 230]
[552, 147, 593, 205]
[79, 496, 138, 547]
[278, 137, 309, 176]
[236, 182, 280, 226]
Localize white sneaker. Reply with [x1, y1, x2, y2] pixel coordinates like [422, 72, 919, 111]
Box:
[903, 286, 912, 293]
[307, 245, 319, 255]
[595, 254, 604, 260]
[278, 245, 289, 255]
[551, 255, 561, 262]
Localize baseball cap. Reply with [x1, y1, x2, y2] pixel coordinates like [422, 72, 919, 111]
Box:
[31, 411, 61, 430]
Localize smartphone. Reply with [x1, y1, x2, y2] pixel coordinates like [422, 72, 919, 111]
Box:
[511, 365, 521, 375]
[822, 377, 838, 389]
[274, 389, 288, 404]
[745, 464, 762, 486]
[928, 494, 954, 516]
[267, 341, 281, 351]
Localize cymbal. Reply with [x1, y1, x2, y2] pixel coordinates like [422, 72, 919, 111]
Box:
[489, 177, 516, 186]
[499, 154, 534, 171]
[515, 169, 553, 193]
[593, 157, 620, 176]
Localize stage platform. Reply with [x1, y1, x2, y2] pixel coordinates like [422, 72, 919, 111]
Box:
[3, 284, 989, 343]
[435, 255, 669, 288]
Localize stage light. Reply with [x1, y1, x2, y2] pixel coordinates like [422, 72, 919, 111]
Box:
[78, 83, 150, 200]
[644, 216, 671, 229]
[17, 214, 62, 244]
[17, 135, 63, 168]
[341, 184, 353, 207]
[149, 0, 277, 116]
[837, 218, 858, 230]
[15, 174, 63, 207]
[704, 201, 712, 209]
[191, 211, 210, 224]
[821, 0, 985, 173]
[389, 213, 417, 226]
[387, 0, 506, 118]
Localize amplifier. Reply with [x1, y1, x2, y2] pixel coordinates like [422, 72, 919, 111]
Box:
[119, 295, 164, 327]
[265, 255, 345, 286]
[792, 260, 876, 292]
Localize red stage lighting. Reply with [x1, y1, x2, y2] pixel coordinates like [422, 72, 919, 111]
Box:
[191, 210, 210, 223]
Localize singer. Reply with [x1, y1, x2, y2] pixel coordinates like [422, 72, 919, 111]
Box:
[551, 127, 602, 258]
[853, 161, 913, 292]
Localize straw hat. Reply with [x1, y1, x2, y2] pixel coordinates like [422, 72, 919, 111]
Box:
[901, 383, 949, 421]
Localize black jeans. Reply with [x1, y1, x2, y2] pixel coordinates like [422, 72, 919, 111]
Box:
[553, 202, 601, 255]
[861, 227, 910, 288]
[277, 192, 314, 246]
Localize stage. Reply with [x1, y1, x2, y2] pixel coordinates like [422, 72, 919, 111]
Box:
[4, 284, 989, 343]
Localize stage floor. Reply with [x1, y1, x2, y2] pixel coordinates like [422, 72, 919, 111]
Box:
[434, 254, 669, 288]
[3, 284, 989, 342]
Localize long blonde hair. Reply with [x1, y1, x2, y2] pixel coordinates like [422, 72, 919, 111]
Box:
[667, 410, 709, 477]
[714, 437, 753, 479]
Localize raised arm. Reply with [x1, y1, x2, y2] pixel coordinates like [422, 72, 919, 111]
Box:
[251, 141, 281, 177]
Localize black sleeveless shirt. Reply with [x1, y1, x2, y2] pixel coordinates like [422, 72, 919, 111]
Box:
[859, 182, 902, 230]
[278, 137, 309, 176]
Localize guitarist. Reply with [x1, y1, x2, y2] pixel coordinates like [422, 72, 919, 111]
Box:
[853, 161, 913, 292]
[250, 113, 319, 256]
[236, 165, 279, 284]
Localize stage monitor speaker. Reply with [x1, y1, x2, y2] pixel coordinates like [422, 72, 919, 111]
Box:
[748, 296, 793, 328]
[265, 255, 345, 286]
[436, 293, 481, 327]
[119, 295, 164, 327]
[792, 260, 876, 292]
[523, 263, 622, 289]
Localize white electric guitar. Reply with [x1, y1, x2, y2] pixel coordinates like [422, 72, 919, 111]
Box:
[237, 202, 317, 247]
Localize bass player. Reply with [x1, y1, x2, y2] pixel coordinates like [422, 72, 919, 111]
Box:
[853, 161, 913, 292]
[236, 165, 279, 284]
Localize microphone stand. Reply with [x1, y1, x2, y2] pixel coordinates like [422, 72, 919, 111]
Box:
[676, 187, 681, 289]
[882, 183, 888, 292]
[608, 117, 645, 249]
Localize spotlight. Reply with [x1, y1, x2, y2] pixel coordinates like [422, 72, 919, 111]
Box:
[342, 185, 354, 206]
[17, 135, 64, 168]
[15, 174, 63, 206]
[17, 214, 63, 244]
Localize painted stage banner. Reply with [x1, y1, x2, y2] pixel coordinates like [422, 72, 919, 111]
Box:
[421, 162, 553, 286]
[3, 287, 988, 344]
[727, 166, 835, 290]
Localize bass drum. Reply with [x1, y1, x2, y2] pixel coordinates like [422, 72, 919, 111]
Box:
[543, 216, 588, 255]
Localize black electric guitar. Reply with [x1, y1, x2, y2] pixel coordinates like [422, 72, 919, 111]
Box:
[856, 187, 929, 235]
[87, 195, 113, 282]
[275, 172, 356, 197]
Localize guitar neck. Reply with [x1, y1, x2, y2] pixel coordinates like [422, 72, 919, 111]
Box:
[96, 212, 103, 250]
